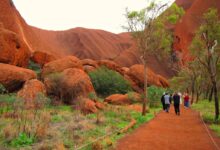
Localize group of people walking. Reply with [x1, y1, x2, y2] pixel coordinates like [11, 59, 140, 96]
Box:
[161, 92, 190, 115]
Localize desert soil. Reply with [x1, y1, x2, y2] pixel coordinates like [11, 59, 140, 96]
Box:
[116, 105, 220, 150]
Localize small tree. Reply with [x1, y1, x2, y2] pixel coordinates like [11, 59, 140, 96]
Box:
[190, 8, 220, 120]
[124, 2, 184, 115]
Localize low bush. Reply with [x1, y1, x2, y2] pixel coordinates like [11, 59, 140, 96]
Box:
[0, 84, 7, 94]
[10, 133, 35, 147]
[28, 60, 41, 77]
[147, 86, 165, 108]
[89, 66, 132, 96]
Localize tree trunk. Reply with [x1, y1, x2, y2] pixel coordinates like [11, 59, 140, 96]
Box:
[209, 86, 213, 102]
[196, 91, 199, 103]
[205, 87, 209, 99]
[212, 81, 219, 121]
[142, 62, 147, 116]
[191, 79, 195, 104]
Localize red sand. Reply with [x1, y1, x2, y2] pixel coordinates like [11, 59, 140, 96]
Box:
[116, 106, 220, 150]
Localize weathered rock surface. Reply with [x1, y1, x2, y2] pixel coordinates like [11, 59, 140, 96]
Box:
[81, 59, 98, 73]
[31, 51, 56, 66]
[104, 92, 141, 105]
[41, 56, 83, 78]
[127, 65, 169, 89]
[17, 79, 46, 108]
[0, 63, 37, 91]
[174, 0, 220, 63]
[0, 26, 31, 67]
[44, 68, 94, 104]
[80, 98, 98, 114]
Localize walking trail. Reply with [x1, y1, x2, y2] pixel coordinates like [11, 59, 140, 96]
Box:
[116, 106, 220, 150]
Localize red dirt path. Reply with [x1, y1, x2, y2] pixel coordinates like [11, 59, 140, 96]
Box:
[116, 106, 220, 150]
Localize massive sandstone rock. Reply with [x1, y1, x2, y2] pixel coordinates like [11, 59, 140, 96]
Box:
[0, 25, 31, 67]
[41, 56, 83, 78]
[104, 92, 141, 105]
[31, 51, 56, 66]
[174, 0, 220, 63]
[17, 79, 46, 108]
[44, 68, 94, 104]
[0, 63, 37, 91]
[127, 65, 169, 89]
[0, 0, 173, 85]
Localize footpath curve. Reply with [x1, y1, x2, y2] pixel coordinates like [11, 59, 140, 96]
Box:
[116, 106, 220, 150]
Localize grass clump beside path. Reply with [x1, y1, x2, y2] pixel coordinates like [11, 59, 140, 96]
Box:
[192, 100, 220, 137]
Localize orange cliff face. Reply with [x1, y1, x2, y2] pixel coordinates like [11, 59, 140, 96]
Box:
[174, 0, 220, 63]
[0, 0, 173, 79]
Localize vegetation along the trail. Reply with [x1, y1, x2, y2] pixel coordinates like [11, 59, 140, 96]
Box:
[0, 87, 160, 149]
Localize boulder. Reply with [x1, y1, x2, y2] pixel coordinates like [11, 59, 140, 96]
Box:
[0, 63, 37, 91]
[17, 79, 46, 108]
[0, 26, 31, 67]
[41, 56, 83, 78]
[81, 59, 98, 68]
[127, 64, 169, 89]
[104, 93, 141, 105]
[95, 101, 105, 110]
[83, 65, 97, 73]
[80, 98, 98, 114]
[44, 68, 95, 104]
[81, 59, 99, 73]
[97, 60, 124, 75]
[31, 51, 56, 66]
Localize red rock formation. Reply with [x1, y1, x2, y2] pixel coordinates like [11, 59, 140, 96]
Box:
[31, 51, 56, 66]
[104, 94, 132, 105]
[0, 0, 174, 88]
[97, 60, 125, 75]
[80, 98, 98, 114]
[41, 56, 83, 78]
[104, 92, 141, 105]
[81, 59, 98, 73]
[17, 79, 46, 108]
[0, 0, 172, 79]
[0, 63, 37, 91]
[0, 25, 31, 67]
[127, 65, 169, 89]
[44, 68, 95, 104]
[174, 0, 220, 63]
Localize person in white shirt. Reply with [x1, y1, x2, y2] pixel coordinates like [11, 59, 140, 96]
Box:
[164, 93, 170, 113]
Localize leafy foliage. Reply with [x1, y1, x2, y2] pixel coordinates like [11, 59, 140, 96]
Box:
[88, 66, 132, 96]
[190, 8, 220, 120]
[10, 133, 35, 147]
[28, 60, 41, 76]
[147, 86, 165, 108]
[0, 84, 7, 94]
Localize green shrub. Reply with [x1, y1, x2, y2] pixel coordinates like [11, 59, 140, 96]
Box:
[0, 94, 16, 114]
[10, 133, 35, 147]
[51, 115, 63, 123]
[0, 84, 7, 94]
[127, 92, 140, 103]
[88, 66, 132, 96]
[28, 60, 41, 76]
[147, 86, 165, 108]
[88, 92, 97, 100]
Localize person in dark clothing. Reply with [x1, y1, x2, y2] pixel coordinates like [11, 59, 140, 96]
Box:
[169, 94, 173, 104]
[161, 92, 165, 111]
[173, 92, 180, 115]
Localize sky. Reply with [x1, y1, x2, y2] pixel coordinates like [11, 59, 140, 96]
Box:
[13, 0, 175, 33]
